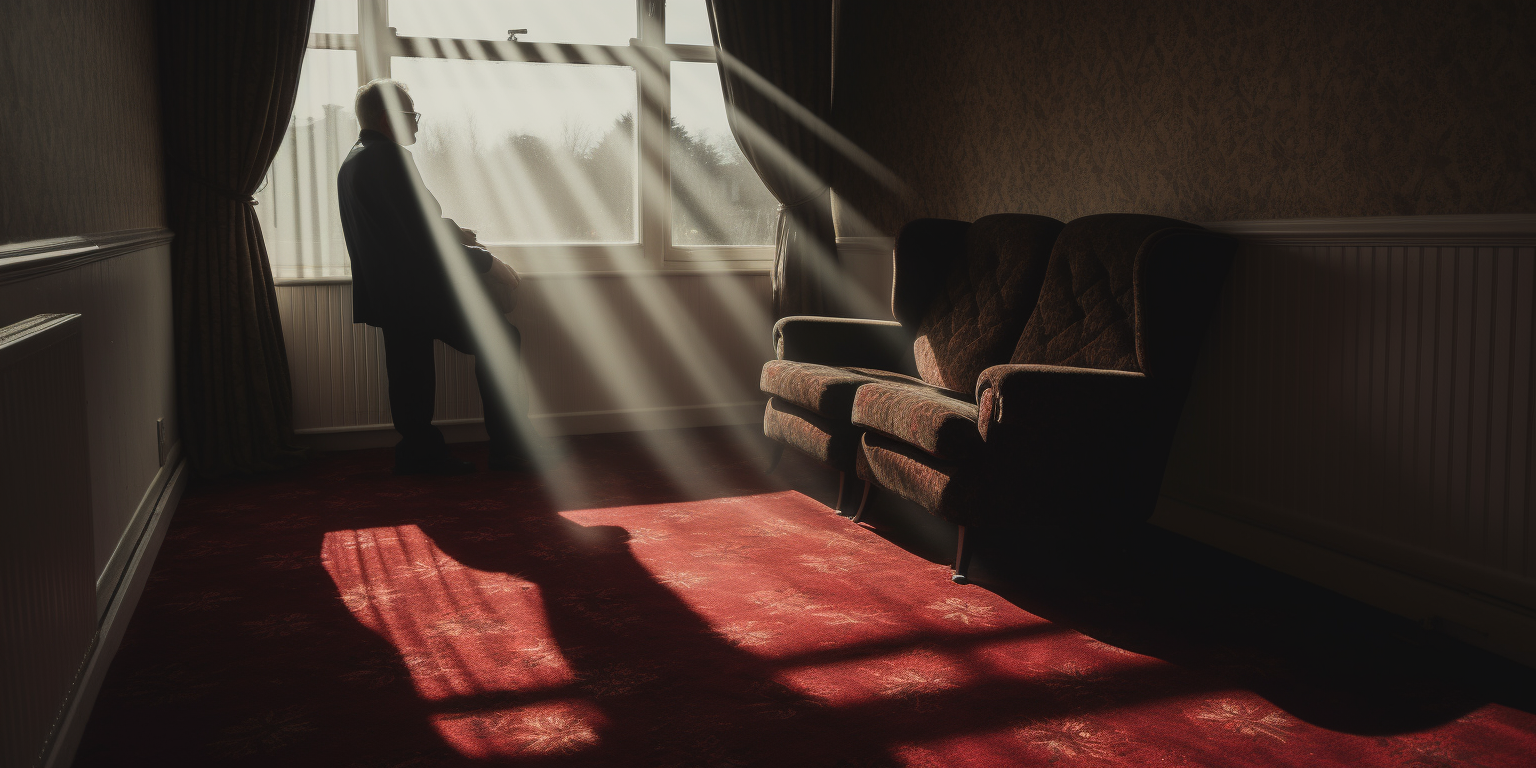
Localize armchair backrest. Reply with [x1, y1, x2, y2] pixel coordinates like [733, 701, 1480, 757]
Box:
[1010, 214, 1235, 383]
[892, 214, 1063, 391]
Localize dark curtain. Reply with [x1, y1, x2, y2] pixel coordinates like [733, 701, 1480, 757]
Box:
[158, 1, 314, 475]
[707, 1, 842, 319]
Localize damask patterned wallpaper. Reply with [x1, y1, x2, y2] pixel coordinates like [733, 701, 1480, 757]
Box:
[1, 0, 164, 244]
[832, 0, 1536, 234]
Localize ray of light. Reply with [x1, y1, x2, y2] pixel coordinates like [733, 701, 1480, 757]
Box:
[394, 41, 771, 506]
[369, 5, 921, 508]
[712, 46, 912, 200]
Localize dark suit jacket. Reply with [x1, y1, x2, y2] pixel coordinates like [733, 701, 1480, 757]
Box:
[337, 129, 493, 330]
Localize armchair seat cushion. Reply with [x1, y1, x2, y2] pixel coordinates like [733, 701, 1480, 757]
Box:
[761, 360, 958, 419]
[851, 382, 982, 461]
[763, 397, 860, 471]
[855, 433, 977, 520]
[760, 360, 871, 418]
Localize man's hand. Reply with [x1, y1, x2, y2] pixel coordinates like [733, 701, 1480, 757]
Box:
[483, 257, 521, 314]
[488, 257, 520, 290]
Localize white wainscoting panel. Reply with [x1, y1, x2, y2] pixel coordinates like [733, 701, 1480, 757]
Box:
[0, 315, 94, 768]
[277, 270, 774, 437]
[0, 239, 177, 584]
[0, 230, 184, 766]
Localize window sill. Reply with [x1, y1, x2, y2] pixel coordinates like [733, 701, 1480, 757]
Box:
[273, 260, 771, 286]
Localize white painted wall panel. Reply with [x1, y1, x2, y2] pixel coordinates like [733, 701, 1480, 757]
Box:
[0, 315, 94, 768]
[0, 244, 176, 581]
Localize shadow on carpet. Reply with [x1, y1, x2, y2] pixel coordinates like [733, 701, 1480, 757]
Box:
[76, 428, 1536, 767]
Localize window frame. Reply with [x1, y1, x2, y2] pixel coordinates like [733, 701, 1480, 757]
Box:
[291, 0, 773, 279]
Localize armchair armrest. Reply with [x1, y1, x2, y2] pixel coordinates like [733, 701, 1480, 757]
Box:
[974, 364, 1151, 445]
[773, 316, 917, 375]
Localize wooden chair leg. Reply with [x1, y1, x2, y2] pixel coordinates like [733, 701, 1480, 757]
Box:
[951, 525, 972, 584]
[833, 471, 846, 512]
[764, 442, 785, 475]
[849, 482, 873, 523]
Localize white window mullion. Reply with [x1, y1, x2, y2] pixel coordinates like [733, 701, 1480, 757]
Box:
[636, 0, 668, 267]
[360, 0, 391, 82]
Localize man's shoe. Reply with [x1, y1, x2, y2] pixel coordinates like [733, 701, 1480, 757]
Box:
[394, 455, 476, 476]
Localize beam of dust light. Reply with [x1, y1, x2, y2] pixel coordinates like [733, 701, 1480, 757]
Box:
[389, 0, 642, 514]
[499, 184, 770, 502]
[656, 69, 896, 322]
[514, 49, 867, 456]
[397, 44, 769, 506]
[378, 83, 539, 477]
[517, 43, 817, 470]
[591, 43, 895, 389]
[393, 54, 624, 510]
[379, 12, 917, 504]
[519, 50, 773, 409]
[711, 46, 912, 200]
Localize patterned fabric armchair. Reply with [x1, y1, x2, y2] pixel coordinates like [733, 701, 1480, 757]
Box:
[759, 214, 1066, 510]
[849, 214, 1237, 582]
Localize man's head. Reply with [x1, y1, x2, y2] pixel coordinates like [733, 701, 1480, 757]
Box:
[355, 79, 419, 145]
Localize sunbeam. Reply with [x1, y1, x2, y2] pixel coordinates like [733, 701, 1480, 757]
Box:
[712, 46, 911, 200]
[262, 0, 921, 506]
[388, 33, 786, 501]
[43, 2, 1536, 767]
[444, 179, 749, 504]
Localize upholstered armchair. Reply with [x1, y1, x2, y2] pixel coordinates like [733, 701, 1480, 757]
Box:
[848, 214, 1237, 582]
[759, 214, 1066, 510]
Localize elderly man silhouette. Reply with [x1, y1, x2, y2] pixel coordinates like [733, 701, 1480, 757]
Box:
[337, 79, 530, 475]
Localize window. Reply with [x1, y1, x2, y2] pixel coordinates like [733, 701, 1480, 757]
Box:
[257, 0, 777, 279]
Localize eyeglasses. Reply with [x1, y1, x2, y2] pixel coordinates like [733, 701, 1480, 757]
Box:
[398, 111, 421, 124]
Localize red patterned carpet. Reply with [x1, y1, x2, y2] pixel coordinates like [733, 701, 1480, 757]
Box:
[78, 427, 1536, 766]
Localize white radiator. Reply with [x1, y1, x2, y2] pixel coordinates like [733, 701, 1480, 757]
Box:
[0, 314, 95, 768]
[1159, 219, 1536, 661]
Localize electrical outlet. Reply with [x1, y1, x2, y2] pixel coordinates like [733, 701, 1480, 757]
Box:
[156, 418, 168, 467]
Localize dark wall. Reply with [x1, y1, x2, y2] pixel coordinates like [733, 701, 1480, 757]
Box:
[1, 0, 164, 244]
[833, 0, 1536, 233]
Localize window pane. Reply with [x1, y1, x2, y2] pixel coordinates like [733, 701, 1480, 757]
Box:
[665, 0, 712, 45]
[670, 62, 776, 247]
[390, 0, 635, 45]
[256, 48, 359, 279]
[392, 57, 637, 244]
[311, 0, 357, 34]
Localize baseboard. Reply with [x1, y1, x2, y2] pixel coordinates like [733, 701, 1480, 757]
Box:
[293, 419, 490, 451]
[95, 442, 181, 616]
[1152, 495, 1536, 670]
[294, 400, 766, 450]
[43, 458, 188, 768]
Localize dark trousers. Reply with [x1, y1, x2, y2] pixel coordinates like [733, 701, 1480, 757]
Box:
[381, 318, 531, 465]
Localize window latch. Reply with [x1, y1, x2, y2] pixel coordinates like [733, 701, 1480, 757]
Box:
[507, 28, 527, 42]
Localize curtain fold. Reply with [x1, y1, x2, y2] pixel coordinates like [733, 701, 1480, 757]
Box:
[708, 0, 842, 319]
[158, 0, 313, 475]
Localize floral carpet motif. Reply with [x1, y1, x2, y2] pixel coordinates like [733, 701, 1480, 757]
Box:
[76, 431, 1536, 766]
